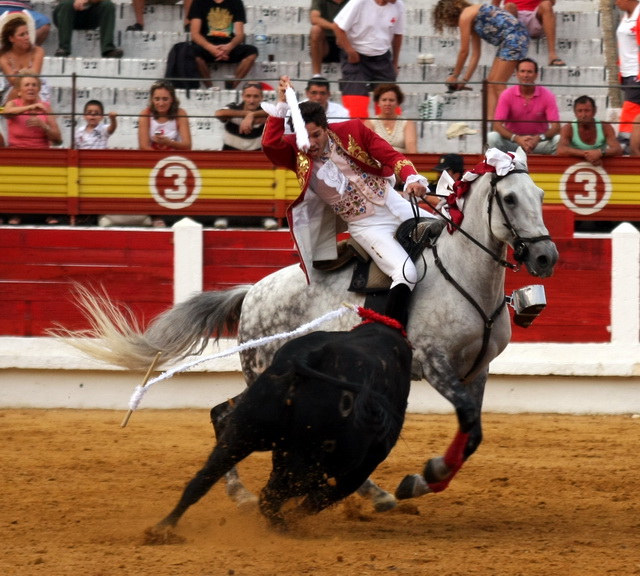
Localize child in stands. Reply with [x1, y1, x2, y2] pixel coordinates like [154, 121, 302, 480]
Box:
[74, 99, 117, 149]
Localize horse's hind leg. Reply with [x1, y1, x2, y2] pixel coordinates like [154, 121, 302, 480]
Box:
[210, 396, 259, 509]
[357, 478, 397, 512]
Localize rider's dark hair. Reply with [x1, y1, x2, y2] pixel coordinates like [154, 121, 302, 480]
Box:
[287, 101, 328, 131]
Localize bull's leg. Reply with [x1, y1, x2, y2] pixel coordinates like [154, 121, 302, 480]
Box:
[396, 367, 486, 500]
[210, 395, 259, 509]
[356, 478, 397, 512]
[155, 442, 255, 530]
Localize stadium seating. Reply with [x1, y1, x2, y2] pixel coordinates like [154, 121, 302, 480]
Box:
[15, 0, 609, 152]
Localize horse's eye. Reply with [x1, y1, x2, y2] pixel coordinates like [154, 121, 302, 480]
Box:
[503, 193, 516, 206]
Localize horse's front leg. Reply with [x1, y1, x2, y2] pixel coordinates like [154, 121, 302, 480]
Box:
[396, 360, 486, 500]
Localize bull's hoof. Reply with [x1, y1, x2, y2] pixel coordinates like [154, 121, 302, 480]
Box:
[372, 492, 398, 512]
[142, 526, 186, 546]
[395, 474, 431, 500]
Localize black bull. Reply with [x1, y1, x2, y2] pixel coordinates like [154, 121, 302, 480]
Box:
[155, 317, 413, 529]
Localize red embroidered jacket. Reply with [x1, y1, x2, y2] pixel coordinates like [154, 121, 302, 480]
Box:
[261, 116, 420, 281]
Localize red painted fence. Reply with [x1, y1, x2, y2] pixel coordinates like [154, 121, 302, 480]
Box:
[0, 208, 612, 342]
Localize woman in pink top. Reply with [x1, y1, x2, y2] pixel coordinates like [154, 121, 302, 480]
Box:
[4, 73, 61, 148]
[3, 72, 62, 224]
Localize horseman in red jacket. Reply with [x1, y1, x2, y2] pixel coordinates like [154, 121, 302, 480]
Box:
[261, 75, 436, 321]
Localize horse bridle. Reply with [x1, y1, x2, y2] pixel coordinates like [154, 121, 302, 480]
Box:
[418, 168, 549, 382]
[488, 169, 552, 265]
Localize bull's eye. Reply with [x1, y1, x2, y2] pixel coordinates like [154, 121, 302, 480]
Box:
[339, 391, 354, 417]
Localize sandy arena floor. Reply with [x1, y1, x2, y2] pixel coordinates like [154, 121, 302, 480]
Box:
[1, 409, 638, 576]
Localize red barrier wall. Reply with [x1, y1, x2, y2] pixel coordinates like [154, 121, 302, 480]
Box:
[0, 214, 612, 342]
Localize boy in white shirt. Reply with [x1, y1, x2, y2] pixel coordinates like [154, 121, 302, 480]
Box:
[74, 100, 117, 149]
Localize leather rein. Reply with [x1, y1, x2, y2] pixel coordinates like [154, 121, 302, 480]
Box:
[421, 168, 551, 382]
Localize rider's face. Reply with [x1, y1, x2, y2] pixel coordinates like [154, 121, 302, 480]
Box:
[305, 122, 329, 159]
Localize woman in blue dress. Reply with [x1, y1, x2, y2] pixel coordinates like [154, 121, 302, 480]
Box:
[432, 0, 529, 121]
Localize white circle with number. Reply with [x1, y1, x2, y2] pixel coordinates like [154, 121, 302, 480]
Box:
[559, 162, 612, 216]
[149, 156, 201, 210]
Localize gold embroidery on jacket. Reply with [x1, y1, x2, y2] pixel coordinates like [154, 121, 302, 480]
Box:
[345, 134, 381, 168]
[296, 152, 310, 188]
[394, 159, 416, 181]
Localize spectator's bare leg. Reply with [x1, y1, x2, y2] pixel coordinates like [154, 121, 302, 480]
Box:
[231, 53, 258, 88]
[195, 56, 213, 88]
[310, 25, 329, 76]
[485, 58, 517, 121]
[35, 23, 51, 46]
[133, 0, 144, 28]
[503, 2, 518, 18]
[537, 1, 561, 65]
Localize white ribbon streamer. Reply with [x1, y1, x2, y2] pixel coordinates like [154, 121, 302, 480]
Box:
[285, 86, 310, 152]
[127, 305, 355, 411]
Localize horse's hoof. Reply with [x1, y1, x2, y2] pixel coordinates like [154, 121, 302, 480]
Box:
[395, 474, 431, 500]
[424, 456, 450, 484]
[372, 492, 398, 512]
[227, 482, 259, 511]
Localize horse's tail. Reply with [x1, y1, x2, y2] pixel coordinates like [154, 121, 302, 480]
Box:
[50, 284, 250, 371]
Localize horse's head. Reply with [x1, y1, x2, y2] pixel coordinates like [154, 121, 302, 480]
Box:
[486, 148, 559, 278]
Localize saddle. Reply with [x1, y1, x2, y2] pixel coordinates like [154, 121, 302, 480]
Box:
[312, 218, 446, 294]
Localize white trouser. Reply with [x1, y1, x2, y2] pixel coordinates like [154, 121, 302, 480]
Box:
[348, 192, 433, 289]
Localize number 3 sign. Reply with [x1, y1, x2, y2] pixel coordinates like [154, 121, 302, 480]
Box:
[559, 162, 612, 216]
[149, 156, 202, 210]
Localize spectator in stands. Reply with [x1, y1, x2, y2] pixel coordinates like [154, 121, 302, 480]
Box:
[215, 81, 267, 151]
[630, 113, 640, 156]
[285, 77, 350, 133]
[188, 0, 257, 89]
[74, 99, 117, 149]
[138, 80, 191, 152]
[213, 82, 276, 229]
[556, 95, 622, 166]
[424, 152, 464, 208]
[3, 72, 62, 224]
[615, 0, 640, 149]
[487, 57, 560, 154]
[332, 0, 405, 119]
[432, 0, 529, 121]
[0, 2, 50, 45]
[126, 0, 191, 33]
[53, 0, 123, 58]
[0, 12, 49, 103]
[138, 81, 191, 227]
[491, 0, 565, 66]
[4, 72, 61, 148]
[364, 83, 417, 154]
[309, 0, 349, 77]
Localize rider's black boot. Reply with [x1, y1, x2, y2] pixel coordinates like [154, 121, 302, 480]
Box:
[384, 283, 412, 329]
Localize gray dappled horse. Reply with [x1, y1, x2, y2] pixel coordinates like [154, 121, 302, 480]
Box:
[66, 148, 558, 511]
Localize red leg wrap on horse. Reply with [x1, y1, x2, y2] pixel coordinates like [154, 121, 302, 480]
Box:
[427, 430, 470, 493]
[444, 430, 470, 471]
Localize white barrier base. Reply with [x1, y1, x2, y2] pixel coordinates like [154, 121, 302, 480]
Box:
[2, 337, 640, 414]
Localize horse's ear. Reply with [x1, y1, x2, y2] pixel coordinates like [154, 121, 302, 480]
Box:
[514, 147, 528, 170]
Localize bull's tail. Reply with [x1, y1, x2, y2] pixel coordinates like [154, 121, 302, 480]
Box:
[50, 284, 250, 371]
